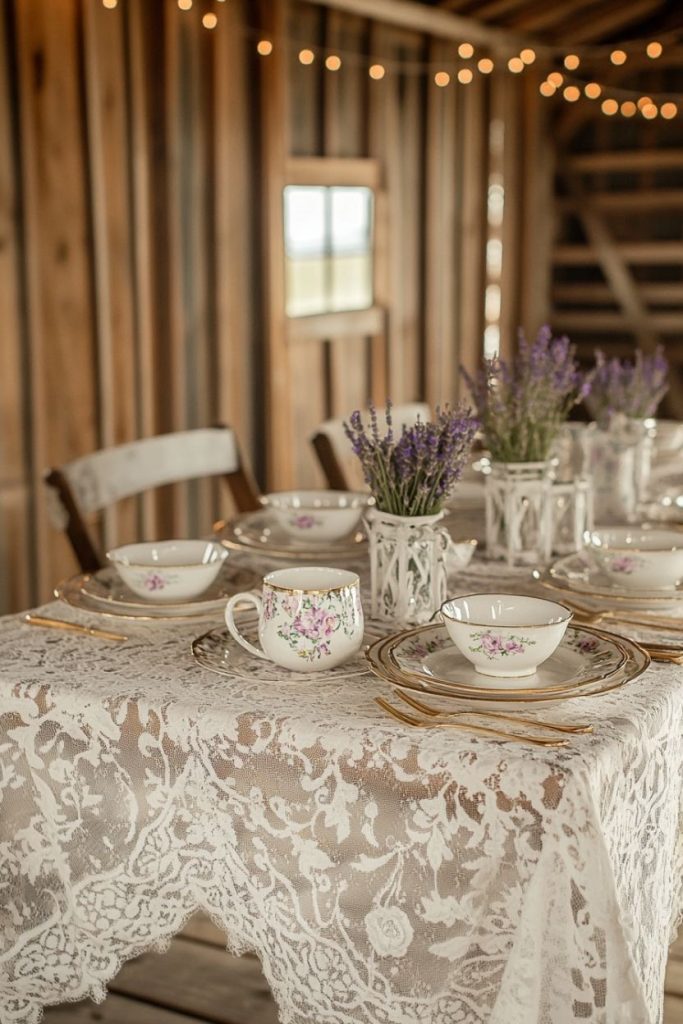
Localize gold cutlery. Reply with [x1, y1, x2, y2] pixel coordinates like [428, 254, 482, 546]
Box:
[375, 697, 570, 747]
[394, 689, 592, 734]
[24, 614, 128, 643]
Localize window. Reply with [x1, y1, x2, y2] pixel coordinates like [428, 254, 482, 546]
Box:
[283, 185, 374, 318]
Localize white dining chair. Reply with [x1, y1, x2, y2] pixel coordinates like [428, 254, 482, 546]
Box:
[45, 426, 260, 573]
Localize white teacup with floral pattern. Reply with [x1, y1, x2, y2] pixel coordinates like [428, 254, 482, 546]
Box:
[584, 527, 683, 591]
[225, 567, 364, 672]
[440, 593, 572, 678]
[262, 491, 371, 543]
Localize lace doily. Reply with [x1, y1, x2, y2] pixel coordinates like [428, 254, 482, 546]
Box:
[0, 559, 681, 1024]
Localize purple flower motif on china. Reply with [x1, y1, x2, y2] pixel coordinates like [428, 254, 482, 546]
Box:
[144, 572, 166, 591]
[480, 632, 505, 656]
[469, 630, 536, 659]
[610, 555, 637, 574]
[504, 639, 525, 654]
[291, 514, 317, 529]
[263, 588, 276, 622]
[577, 637, 599, 653]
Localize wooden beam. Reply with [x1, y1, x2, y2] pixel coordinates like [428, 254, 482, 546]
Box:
[558, 190, 683, 213]
[553, 311, 683, 332]
[261, 0, 292, 488]
[301, 0, 536, 51]
[509, 0, 596, 33]
[286, 306, 385, 342]
[554, 241, 683, 264]
[568, 150, 683, 173]
[285, 156, 382, 188]
[561, 0, 665, 44]
[553, 282, 683, 305]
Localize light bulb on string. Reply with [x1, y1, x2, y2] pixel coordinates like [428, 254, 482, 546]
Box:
[610, 49, 627, 65]
[202, 12, 217, 29]
[508, 56, 524, 73]
[257, 40, 273, 56]
[563, 85, 580, 102]
[661, 102, 678, 119]
[620, 101, 636, 117]
[457, 68, 473, 84]
[548, 71, 563, 87]
[584, 82, 601, 99]
[102, 0, 117, 8]
[299, 49, 315, 65]
[601, 98, 618, 116]
[646, 41, 663, 58]
[563, 54, 580, 70]
[638, 95, 652, 109]
[177, 0, 192, 9]
[434, 71, 450, 87]
[325, 55, 342, 71]
[369, 64, 385, 80]
[478, 58, 494, 73]
[520, 48, 536, 64]
[642, 102, 658, 119]
[539, 81, 556, 97]
[458, 42, 474, 59]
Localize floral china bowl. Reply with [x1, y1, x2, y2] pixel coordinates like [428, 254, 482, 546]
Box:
[584, 527, 683, 591]
[440, 593, 572, 678]
[106, 540, 228, 602]
[262, 490, 371, 543]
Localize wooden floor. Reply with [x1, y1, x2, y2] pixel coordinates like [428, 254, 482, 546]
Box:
[42, 914, 683, 1024]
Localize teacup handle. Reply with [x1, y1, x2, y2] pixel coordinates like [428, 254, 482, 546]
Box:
[225, 592, 267, 660]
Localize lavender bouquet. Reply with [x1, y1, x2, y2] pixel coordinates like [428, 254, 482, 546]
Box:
[462, 326, 589, 463]
[584, 346, 669, 427]
[343, 402, 478, 518]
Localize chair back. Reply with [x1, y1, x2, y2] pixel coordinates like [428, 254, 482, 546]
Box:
[45, 426, 260, 573]
[312, 403, 431, 491]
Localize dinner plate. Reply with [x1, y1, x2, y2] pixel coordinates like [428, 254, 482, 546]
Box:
[192, 625, 380, 683]
[56, 563, 260, 621]
[548, 552, 683, 608]
[366, 623, 648, 706]
[215, 509, 366, 561]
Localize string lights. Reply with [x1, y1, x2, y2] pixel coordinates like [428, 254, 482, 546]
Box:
[101, 0, 682, 117]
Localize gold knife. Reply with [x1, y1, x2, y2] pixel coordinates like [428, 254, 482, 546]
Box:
[24, 614, 128, 643]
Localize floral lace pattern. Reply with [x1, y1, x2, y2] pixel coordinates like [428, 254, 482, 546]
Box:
[0, 567, 681, 1024]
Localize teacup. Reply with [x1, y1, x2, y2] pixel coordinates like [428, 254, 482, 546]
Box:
[107, 540, 228, 602]
[584, 527, 683, 590]
[262, 490, 371, 543]
[225, 566, 364, 672]
[440, 593, 572, 678]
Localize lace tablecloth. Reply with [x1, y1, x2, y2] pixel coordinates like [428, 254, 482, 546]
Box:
[1, 559, 682, 1024]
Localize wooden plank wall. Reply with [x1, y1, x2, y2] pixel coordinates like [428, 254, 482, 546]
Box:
[0, 0, 551, 612]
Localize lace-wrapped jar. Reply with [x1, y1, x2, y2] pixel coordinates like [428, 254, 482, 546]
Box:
[485, 461, 554, 567]
[365, 508, 449, 625]
[584, 416, 651, 524]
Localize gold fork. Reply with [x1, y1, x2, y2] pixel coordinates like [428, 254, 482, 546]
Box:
[375, 697, 570, 747]
[394, 689, 592, 734]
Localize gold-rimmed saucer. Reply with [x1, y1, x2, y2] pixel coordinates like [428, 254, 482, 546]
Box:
[365, 624, 649, 708]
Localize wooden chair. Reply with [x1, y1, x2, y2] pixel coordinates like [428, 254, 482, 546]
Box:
[44, 426, 261, 573]
[311, 403, 431, 491]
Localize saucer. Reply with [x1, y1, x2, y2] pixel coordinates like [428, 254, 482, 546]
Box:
[365, 623, 647, 706]
[548, 553, 683, 608]
[215, 509, 366, 560]
[192, 626, 378, 683]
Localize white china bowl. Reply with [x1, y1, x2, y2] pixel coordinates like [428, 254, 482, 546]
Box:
[584, 527, 683, 591]
[262, 490, 371, 543]
[106, 540, 228, 602]
[440, 593, 572, 679]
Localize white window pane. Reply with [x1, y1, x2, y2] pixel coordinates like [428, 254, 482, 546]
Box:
[330, 187, 372, 254]
[286, 257, 328, 317]
[330, 253, 373, 312]
[284, 187, 327, 257]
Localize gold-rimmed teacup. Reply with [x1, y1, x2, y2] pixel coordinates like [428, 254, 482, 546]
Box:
[225, 566, 364, 672]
